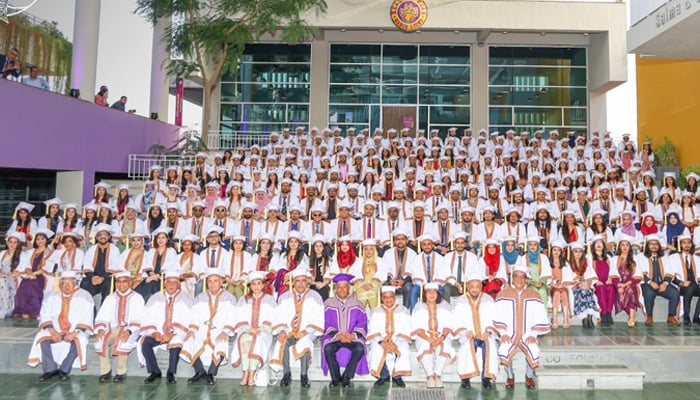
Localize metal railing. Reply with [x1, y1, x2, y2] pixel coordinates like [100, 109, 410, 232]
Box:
[127, 154, 197, 180]
[206, 132, 270, 150]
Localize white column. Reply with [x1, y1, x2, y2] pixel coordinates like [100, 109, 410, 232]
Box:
[149, 17, 170, 120]
[69, 0, 101, 101]
[471, 44, 489, 131]
[56, 171, 84, 206]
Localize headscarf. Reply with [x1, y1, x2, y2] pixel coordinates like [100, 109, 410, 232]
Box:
[336, 240, 357, 270]
[665, 212, 685, 247]
[501, 241, 519, 265]
[483, 244, 501, 275]
[527, 242, 541, 265]
[640, 215, 659, 236]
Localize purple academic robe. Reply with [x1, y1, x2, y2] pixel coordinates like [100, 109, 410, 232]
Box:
[321, 296, 370, 376]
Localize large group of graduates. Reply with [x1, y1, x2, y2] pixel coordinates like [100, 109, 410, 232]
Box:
[3, 126, 699, 390]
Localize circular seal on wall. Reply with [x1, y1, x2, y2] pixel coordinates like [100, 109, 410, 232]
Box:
[390, 0, 427, 33]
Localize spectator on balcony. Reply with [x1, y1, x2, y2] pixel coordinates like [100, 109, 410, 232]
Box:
[94, 86, 109, 106]
[110, 96, 128, 111]
[23, 66, 49, 90]
[1, 47, 21, 80]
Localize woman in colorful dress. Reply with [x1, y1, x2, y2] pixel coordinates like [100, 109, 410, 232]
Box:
[271, 231, 307, 297]
[330, 236, 361, 275]
[351, 240, 385, 309]
[549, 241, 571, 329]
[590, 235, 615, 326]
[611, 236, 641, 326]
[13, 229, 53, 319]
[251, 233, 276, 295]
[0, 232, 24, 318]
[565, 242, 598, 328]
[481, 239, 507, 298]
[523, 235, 551, 307]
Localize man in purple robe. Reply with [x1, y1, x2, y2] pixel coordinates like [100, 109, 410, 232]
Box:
[322, 274, 369, 387]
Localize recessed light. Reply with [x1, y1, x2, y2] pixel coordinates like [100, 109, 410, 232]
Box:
[378, 29, 384, 33]
[453, 30, 460, 34]
[340, 29, 346, 32]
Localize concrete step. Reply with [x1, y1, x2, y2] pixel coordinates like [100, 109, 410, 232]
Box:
[538, 365, 645, 389]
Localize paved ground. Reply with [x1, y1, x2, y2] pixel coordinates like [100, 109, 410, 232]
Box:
[1, 373, 698, 400]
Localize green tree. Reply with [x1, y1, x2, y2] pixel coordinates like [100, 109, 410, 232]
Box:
[135, 0, 327, 143]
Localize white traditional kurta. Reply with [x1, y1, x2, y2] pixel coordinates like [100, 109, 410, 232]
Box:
[94, 289, 146, 356]
[269, 289, 324, 373]
[230, 293, 276, 368]
[27, 288, 94, 370]
[410, 302, 455, 361]
[180, 289, 238, 367]
[136, 290, 191, 366]
[366, 303, 412, 378]
[452, 293, 499, 380]
[493, 287, 551, 367]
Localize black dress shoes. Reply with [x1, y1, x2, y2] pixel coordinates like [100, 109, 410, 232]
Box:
[392, 377, 406, 388]
[39, 370, 59, 382]
[482, 378, 493, 389]
[144, 372, 162, 383]
[167, 373, 176, 384]
[329, 380, 340, 387]
[98, 372, 112, 383]
[206, 374, 216, 385]
[188, 372, 207, 384]
[58, 371, 69, 381]
[301, 374, 310, 388]
[374, 377, 389, 386]
[341, 376, 351, 387]
[460, 378, 471, 389]
[112, 374, 126, 383]
[280, 372, 292, 386]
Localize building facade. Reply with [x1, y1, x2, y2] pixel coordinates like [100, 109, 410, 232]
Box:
[213, 0, 627, 137]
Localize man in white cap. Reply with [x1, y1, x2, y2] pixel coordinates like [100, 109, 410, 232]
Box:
[381, 228, 416, 309]
[94, 270, 146, 383]
[407, 234, 446, 311]
[27, 271, 94, 381]
[270, 268, 324, 388]
[182, 201, 210, 240]
[670, 234, 700, 325]
[638, 234, 681, 326]
[494, 264, 550, 389]
[207, 199, 235, 250]
[366, 286, 410, 388]
[81, 223, 123, 305]
[234, 201, 258, 252]
[138, 270, 191, 384]
[182, 268, 238, 385]
[442, 231, 481, 300]
[452, 273, 498, 389]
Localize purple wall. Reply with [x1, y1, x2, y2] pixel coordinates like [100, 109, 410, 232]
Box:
[0, 79, 182, 202]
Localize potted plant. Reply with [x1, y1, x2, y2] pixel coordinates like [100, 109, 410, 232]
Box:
[653, 136, 679, 186]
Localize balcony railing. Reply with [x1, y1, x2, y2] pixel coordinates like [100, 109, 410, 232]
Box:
[127, 154, 197, 180]
[206, 131, 270, 150]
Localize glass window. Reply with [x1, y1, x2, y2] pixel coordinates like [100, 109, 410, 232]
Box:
[419, 65, 470, 85]
[489, 66, 586, 87]
[489, 47, 586, 67]
[420, 86, 470, 106]
[420, 45, 470, 65]
[329, 85, 379, 104]
[329, 105, 370, 124]
[219, 44, 311, 136]
[489, 87, 587, 107]
[488, 46, 587, 132]
[383, 45, 418, 64]
[329, 44, 470, 134]
[330, 44, 381, 63]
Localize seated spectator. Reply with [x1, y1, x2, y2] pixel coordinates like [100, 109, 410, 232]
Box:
[1, 47, 21, 80]
[95, 86, 109, 106]
[111, 96, 130, 112]
[23, 66, 49, 90]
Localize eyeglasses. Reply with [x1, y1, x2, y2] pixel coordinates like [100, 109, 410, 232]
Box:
[215, 208, 226, 212]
